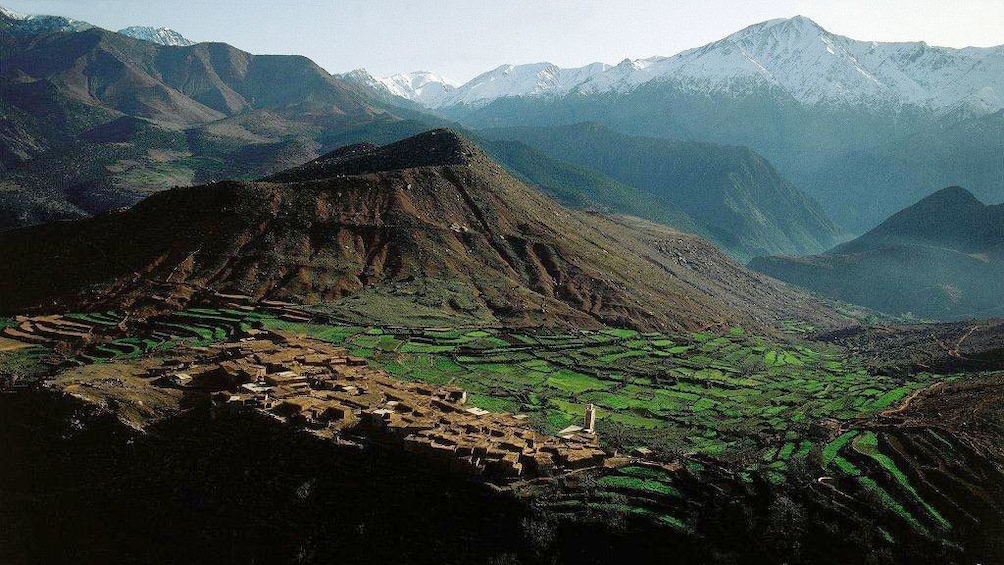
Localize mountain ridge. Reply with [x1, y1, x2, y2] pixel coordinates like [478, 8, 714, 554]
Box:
[269, 128, 484, 181]
[750, 187, 1004, 319]
[0, 129, 851, 334]
[481, 122, 840, 259]
[834, 186, 1003, 255]
[117, 25, 195, 46]
[0, 16, 425, 230]
[364, 16, 1004, 113]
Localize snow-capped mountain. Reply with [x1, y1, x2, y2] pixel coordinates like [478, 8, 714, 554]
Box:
[376, 16, 1004, 113]
[117, 26, 195, 46]
[624, 16, 1004, 110]
[0, 5, 92, 33]
[339, 69, 458, 106]
[434, 62, 611, 107]
[1, 6, 195, 47]
[377, 71, 458, 106]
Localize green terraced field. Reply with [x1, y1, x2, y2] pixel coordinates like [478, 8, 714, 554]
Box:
[30, 309, 963, 537]
[261, 319, 943, 474]
[854, 432, 951, 530]
[72, 308, 265, 363]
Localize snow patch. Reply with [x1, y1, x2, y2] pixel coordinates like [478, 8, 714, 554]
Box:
[117, 26, 195, 47]
[356, 16, 1004, 114]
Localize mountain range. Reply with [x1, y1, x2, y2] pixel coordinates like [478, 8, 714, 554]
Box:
[0, 7, 427, 228]
[750, 186, 1004, 319]
[4, 5, 1003, 265]
[355, 16, 1004, 234]
[0, 6, 194, 46]
[0, 129, 849, 333]
[0, 7, 845, 260]
[365, 16, 1004, 113]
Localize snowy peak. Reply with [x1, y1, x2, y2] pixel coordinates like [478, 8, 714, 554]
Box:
[745, 14, 826, 37]
[377, 71, 458, 106]
[339, 69, 458, 106]
[117, 26, 195, 46]
[0, 5, 24, 18]
[664, 15, 1004, 108]
[366, 15, 1003, 113]
[435, 61, 611, 107]
[0, 4, 92, 33]
[340, 68, 382, 88]
[661, 14, 879, 100]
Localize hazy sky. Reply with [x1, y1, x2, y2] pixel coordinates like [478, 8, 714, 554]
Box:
[5, 0, 1003, 83]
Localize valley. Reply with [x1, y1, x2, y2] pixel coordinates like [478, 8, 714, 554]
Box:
[751, 187, 1004, 319]
[2, 295, 1002, 564]
[1, 3, 1002, 564]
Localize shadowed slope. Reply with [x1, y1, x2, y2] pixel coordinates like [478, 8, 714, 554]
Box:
[751, 187, 1004, 319]
[481, 123, 840, 260]
[0, 130, 849, 332]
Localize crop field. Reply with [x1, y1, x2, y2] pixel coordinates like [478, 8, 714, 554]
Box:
[540, 463, 692, 532]
[815, 428, 955, 535]
[0, 345, 52, 383]
[24, 309, 266, 366]
[5, 309, 962, 536]
[260, 320, 943, 477]
[256, 318, 972, 536]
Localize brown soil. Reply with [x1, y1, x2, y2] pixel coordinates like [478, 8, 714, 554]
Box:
[0, 131, 850, 334]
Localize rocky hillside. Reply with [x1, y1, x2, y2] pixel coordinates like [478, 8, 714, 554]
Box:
[0, 130, 849, 333]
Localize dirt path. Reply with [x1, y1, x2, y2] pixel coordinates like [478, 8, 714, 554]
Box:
[880, 381, 945, 418]
[950, 324, 983, 358]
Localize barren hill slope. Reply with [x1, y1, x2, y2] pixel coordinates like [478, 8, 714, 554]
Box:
[0, 130, 849, 332]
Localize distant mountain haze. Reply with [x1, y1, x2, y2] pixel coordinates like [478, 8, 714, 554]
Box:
[806, 109, 1004, 229]
[480, 123, 840, 260]
[750, 187, 1004, 320]
[354, 16, 1004, 235]
[0, 9, 431, 229]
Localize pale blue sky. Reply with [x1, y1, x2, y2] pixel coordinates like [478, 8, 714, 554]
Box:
[5, 0, 1002, 82]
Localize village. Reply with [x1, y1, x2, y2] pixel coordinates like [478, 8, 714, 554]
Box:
[145, 330, 610, 479]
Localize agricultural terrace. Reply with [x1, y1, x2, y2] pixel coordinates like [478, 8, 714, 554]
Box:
[258, 318, 960, 534]
[259, 320, 944, 480]
[1, 309, 259, 380]
[0, 308, 964, 535]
